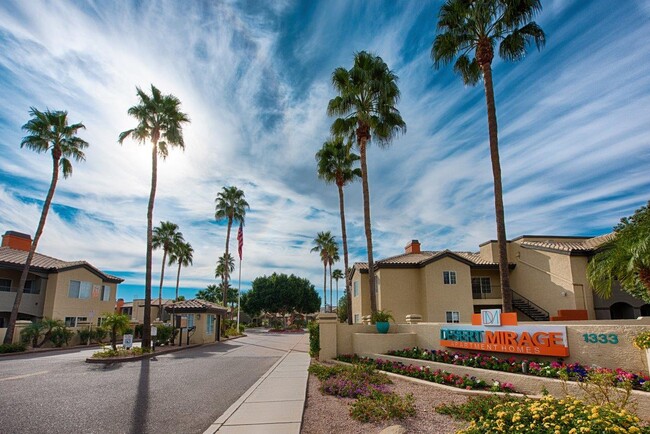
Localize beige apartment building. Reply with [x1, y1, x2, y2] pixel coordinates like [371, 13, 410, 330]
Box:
[0, 231, 123, 335]
[350, 236, 650, 324]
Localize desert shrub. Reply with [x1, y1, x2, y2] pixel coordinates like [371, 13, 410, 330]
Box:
[224, 327, 241, 338]
[459, 395, 645, 434]
[0, 343, 26, 353]
[94, 327, 109, 343]
[436, 395, 521, 421]
[77, 329, 93, 345]
[238, 324, 245, 333]
[49, 325, 74, 347]
[350, 391, 416, 422]
[318, 364, 391, 398]
[634, 331, 650, 350]
[561, 368, 637, 412]
[308, 322, 319, 358]
[309, 363, 349, 381]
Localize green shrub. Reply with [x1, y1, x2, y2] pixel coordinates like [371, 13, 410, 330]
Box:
[436, 395, 521, 421]
[154, 324, 176, 345]
[224, 327, 241, 338]
[49, 326, 73, 347]
[459, 395, 646, 434]
[77, 328, 93, 345]
[634, 331, 650, 350]
[134, 324, 143, 339]
[370, 309, 393, 324]
[0, 342, 26, 353]
[94, 327, 108, 343]
[350, 391, 415, 422]
[238, 324, 245, 333]
[308, 363, 348, 381]
[308, 322, 319, 358]
[92, 346, 152, 358]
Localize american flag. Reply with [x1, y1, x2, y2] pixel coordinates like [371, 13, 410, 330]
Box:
[237, 224, 243, 260]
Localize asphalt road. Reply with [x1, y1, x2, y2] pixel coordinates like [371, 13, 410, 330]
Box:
[0, 329, 307, 434]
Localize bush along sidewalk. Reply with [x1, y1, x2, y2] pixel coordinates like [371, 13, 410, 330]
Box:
[387, 347, 650, 392]
[308, 362, 416, 423]
[337, 354, 516, 393]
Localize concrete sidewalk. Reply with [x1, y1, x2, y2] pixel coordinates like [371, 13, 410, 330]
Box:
[203, 333, 310, 434]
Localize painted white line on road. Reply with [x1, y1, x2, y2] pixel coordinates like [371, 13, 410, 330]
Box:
[0, 370, 49, 382]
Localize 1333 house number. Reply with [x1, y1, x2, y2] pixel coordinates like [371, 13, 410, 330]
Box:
[582, 333, 618, 344]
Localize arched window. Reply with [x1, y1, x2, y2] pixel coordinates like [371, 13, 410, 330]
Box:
[609, 302, 635, 319]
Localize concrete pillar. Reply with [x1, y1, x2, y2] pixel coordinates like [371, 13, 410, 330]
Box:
[405, 314, 422, 324]
[13, 320, 32, 344]
[317, 313, 338, 361]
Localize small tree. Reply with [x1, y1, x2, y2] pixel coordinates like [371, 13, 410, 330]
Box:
[20, 318, 63, 348]
[102, 313, 131, 350]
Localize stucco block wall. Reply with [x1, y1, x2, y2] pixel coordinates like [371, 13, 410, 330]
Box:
[422, 258, 474, 323]
[331, 319, 650, 374]
[377, 269, 422, 322]
[337, 323, 375, 355]
[44, 268, 117, 323]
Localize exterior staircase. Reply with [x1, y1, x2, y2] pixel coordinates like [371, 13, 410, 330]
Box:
[512, 290, 550, 321]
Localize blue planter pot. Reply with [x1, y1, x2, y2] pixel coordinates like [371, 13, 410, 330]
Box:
[376, 322, 390, 334]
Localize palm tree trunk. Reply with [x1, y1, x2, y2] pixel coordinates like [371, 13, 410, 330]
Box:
[329, 262, 333, 313]
[158, 249, 167, 320]
[358, 131, 377, 313]
[224, 217, 232, 307]
[337, 183, 353, 324]
[481, 63, 512, 312]
[4, 150, 60, 344]
[323, 263, 327, 312]
[143, 139, 158, 349]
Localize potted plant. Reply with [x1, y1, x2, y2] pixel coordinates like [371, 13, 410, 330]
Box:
[371, 310, 393, 334]
[633, 330, 650, 372]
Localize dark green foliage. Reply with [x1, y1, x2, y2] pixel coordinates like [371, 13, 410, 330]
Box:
[308, 322, 320, 358]
[78, 327, 109, 345]
[0, 343, 26, 353]
[435, 395, 520, 421]
[337, 295, 348, 323]
[349, 392, 416, 422]
[241, 273, 321, 317]
[20, 318, 65, 348]
[49, 326, 74, 347]
[154, 324, 177, 345]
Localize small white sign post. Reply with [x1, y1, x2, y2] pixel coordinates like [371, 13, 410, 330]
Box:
[123, 334, 133, 350]
[87, 310, 96, 346]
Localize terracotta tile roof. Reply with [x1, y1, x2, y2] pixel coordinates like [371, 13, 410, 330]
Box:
[520, 233, 614, 254]
[165, 298, 229, 314]
[352, 250, 501, 272]
[0, 246, 123, 283]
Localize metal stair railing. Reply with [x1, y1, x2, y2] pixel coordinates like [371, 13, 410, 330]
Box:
[511, 289, 550, 321]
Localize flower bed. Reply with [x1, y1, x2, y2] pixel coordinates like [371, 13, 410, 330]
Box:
[387, 347, 650, 392]
[337, 354, 516, 393]
[91, 347, 152, 358]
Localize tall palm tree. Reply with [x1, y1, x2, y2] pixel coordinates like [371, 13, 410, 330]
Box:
[588, 202, 650, 302]
[326, 243, 340, 313]
[119, 84, 190, 348]
[4, 108, 88, 344]
[327, 51, 406, 314]
[168, 240, 193, 327]
[332, 269, 344, 314]
[215, 186, 249, 308]
[152, 221, 183, 318]
[431, 0, 545, 312]
[311, 231, 335, 312]
[316, 136, 361, 323]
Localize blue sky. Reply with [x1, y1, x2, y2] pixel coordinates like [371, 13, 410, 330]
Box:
[0, 0, 649, 303]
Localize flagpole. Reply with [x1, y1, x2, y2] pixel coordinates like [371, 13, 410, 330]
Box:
[237, 258, 242, 331]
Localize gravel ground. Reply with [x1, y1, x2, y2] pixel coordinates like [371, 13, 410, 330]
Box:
[301, 364, 470, 434]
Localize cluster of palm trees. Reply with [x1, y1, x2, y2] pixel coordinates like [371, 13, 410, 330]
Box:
[313, 0, 547, 320]
[152, 221, 194, 319]
[214, 185, 249, 315]
[310, 231, 343, 313]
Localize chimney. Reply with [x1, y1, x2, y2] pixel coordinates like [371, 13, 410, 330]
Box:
[405, 239, 421, 254]
[2, 231, 32, 252]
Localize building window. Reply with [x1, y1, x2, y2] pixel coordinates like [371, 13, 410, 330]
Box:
[446, 311, 460, 323]
[206, 314, 214, 334]
[101, 285, 111, 301]
[68, 280, 92, 299]
[472, 277, 491, 296]
[0, 278, 11, 292]
[97, 318, 105, 327]
[354, 314, 360, 324]
[443, 271, 457, 285]
[23, 280, 40, 294]
[353, 281, 359, 297]
[187, 314, 194, 329]
[64, 316, 88, 327]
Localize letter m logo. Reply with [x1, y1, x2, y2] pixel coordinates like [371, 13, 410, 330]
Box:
[481, 309, 501, 327]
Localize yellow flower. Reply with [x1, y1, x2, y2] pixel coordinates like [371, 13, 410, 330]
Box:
[569, 429, 577, 434]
